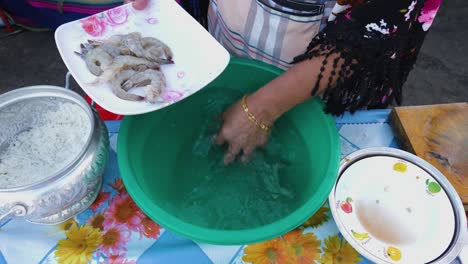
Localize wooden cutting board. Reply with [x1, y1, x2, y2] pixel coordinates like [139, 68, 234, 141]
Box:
[390, 103, 467, 210]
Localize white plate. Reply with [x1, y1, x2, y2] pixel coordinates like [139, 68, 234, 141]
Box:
[55, 0, 229, 115]
[330, 151, 457, 263]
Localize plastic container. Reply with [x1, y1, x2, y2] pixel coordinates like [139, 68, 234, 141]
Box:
[117, 58, 340, 245]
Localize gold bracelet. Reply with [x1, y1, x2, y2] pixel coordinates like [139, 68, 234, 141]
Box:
[241, 95, 271, 132]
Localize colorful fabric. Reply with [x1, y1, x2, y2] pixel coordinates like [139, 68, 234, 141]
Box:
[0, 110, 402, 264]
[0, 0, 207, 29]
[0, 0, 125, 29]
[27, 0, 123, 14]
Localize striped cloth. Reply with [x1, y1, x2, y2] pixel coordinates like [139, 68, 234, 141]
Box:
[208, 0, 336, 69]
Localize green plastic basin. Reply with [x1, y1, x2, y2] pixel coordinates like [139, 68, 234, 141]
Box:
[118, 57, 340, 245]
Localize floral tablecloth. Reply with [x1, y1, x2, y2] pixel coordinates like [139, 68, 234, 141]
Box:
[0, 109, 413, 264]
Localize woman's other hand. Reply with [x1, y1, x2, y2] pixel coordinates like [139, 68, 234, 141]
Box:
[124, 0, 149, 10]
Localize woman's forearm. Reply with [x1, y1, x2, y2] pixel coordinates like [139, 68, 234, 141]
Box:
[248, 53, 340, 123]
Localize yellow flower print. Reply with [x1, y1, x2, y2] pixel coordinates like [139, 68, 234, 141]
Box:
[302, 206, 330, 228]
[55, 224, 103, 264]
[242, 238, 295, 264]
[319, 234, 362, 264]
[387, 246, 402, 261]
[393, 162, 407, 173]
[57, 218, 78, 231]
[283, 229, 321, 263]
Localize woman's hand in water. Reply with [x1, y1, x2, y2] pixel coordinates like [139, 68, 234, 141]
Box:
[214, 93, 278, 165]
[124, 0, 149, 10]
[214, 57, 341, 165]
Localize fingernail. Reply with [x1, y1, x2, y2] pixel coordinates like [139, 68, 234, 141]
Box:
[132, 0, 148, 10]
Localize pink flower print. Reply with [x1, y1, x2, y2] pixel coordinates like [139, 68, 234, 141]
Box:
[161, 90, 184, 102]
[108, 254, 137, 264]
[418, 0, 442, 31]
[381, 95, 388, 103]
[89, 192, 110, 212]
[405, 1, 417, 21]
[177, 71, 186, 79]
[146, 17, 159, 24]
[422, 0, 442, 13]
[105, 6, 129, 26]
[365, 20, 390, 35]
[345, 10, 352, 20]
[98, 225, 132, 256]
[81, 16, 106, 37]
[109, 178, 126, 194]
[137, 215, 161, 239]
[103, 192, 145, 232]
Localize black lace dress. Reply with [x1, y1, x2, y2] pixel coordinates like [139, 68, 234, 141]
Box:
[293, 0, 442, 115]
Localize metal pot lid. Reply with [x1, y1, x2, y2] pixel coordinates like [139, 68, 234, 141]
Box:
[329, 147, 466, 264]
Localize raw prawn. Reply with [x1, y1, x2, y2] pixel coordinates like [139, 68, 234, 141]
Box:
[75, 32, 174, 104]
[106, 34, 126, 46]
[123, 32, 173, 64]
[75, 46, 113, 76]
[112, 55, 159, 69]
[122, 69, 166, 103]
[110, 69, 145, 101]
[122, 32, 147, 58]
[141, 36, 173, 60]
[97, 55, 160, 83]
[86, 40, 121, 57]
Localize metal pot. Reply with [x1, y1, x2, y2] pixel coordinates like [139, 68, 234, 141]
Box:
[0, 85, 109, 224]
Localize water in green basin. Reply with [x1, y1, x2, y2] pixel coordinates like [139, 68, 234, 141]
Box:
[137, 88, 311, 230]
